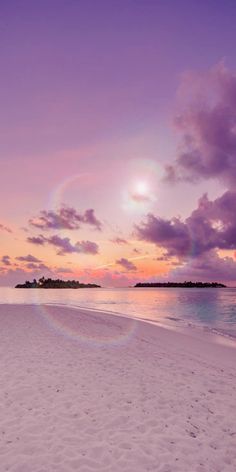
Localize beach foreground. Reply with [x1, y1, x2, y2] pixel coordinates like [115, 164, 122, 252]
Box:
[0, 304, 236, 472]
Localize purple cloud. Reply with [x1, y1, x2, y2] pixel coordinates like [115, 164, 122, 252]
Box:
[27, 235, 46, 245]
[82, 209, 102, 230]
[28, 233, 99, 256]
[47, 235, 77, 255]
[29, 206, 102, 231]
[135, 191, 236, 259]
[111, 237, 129, 245]
[16, 254, 41, 263]
[170, 251, 236, 283]
[0, 224, 12, 233]
[116, 258, 137, 271]
[75, 240, 99, 255]
[165, 64, 236, 186]
[25, 262, 50, 270]
[135, 214, 190, 258]
[1, 255, 11, 266]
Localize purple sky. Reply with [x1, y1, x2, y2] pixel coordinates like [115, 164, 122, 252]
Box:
[1, 0, 236, 286]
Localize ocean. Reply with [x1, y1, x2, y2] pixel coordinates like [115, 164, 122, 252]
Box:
[1, 286, 236, 342]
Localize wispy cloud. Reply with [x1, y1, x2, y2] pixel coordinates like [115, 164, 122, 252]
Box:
[56, 267, 74, 274]
[1, 255, 11, 266]
[110, 237, 129, 245]
[0, 224, 12, 233]
[129, 192, 150, 202]
[16, 254, 42, 263]
[25, 262, 49, 270]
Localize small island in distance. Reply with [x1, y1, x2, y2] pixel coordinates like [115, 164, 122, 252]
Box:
[134, 281, 226, 288]
[15, 277, 101, 289]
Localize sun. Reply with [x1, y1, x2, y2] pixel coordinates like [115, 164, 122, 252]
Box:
[123, 179, 153, 211]
[135, 181, 149, 196]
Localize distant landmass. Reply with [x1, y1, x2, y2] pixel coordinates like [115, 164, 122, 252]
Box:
[15, 277, 101, 289]
[134, 281, 226, 288]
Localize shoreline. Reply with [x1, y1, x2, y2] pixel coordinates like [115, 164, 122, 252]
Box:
[43, 301, 236, 349]
[2, 299, 236, 349]
[0, 303, 236, 471]
[1, 286, 236, 347]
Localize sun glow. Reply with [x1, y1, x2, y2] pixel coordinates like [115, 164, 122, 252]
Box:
[135, 181, 149, 196]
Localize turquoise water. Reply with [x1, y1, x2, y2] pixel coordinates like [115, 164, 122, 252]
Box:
[1, 286, 236, 339]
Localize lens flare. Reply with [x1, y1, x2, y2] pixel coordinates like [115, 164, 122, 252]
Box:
[50, 173, 91, 211]
[34, 303, 137, 348]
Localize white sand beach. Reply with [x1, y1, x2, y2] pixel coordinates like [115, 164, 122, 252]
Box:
[0, 304, 236, 472]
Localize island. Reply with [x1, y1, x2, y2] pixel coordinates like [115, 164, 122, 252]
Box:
[15, 277, 101, 289]
[134, 281, 226, 288]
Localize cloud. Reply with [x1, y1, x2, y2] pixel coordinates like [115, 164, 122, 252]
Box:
[28, 233, 99, 256]
[27, 235, 45, 245]
[135, 190, 236, 259]
[0, 267, 54, 287]
[16, 254, 41, 263]
[1, 255, 11, 266]
[75, 240, 99, 255]
[82, 209, 102, 230]
[165, 63, 236, 186]
[111, 237, 129, 245]
[29, 206, 102, 231]
[129, 192, 150, 202]
[25, 262, 50, 270]
[56, 267, 74, 274]
[170, 251, 236, 283]
[116, 257, 137, 271]
[46, 235, 78, 255]
[0, 224, 12, 233]
[135, 214, 190, 258]
[156, 256, 168, 261]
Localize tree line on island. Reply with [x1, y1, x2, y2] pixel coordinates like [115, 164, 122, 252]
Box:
[15, 277, 226, 289]
[134, 281, 226, 288]
[15, 277, 101, 289]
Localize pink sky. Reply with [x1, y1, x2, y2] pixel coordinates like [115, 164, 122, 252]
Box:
[1, 1, 236, 287]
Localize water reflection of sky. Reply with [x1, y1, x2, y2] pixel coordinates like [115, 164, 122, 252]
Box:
[177, 290, 220, 324]
[0, 287, 236, 338]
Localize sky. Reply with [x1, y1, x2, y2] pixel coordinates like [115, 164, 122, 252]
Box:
[1, 0, 236, 287]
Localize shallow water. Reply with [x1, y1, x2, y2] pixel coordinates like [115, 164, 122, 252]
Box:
[1, 286, 236, 339]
